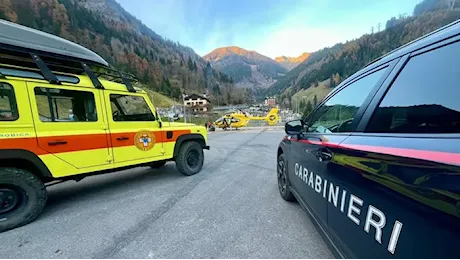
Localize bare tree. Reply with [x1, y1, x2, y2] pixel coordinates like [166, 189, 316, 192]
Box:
[398, 13, 407, 19]
[447, 0, 457, 9]
[371, 26, 374, 34]
[377, 23, 381, 32]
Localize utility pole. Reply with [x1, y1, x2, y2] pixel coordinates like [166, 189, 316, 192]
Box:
[182, 93, 187, 123]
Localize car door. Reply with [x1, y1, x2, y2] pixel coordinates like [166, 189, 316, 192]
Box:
[327, 40, 460, 258]
[28, 83, 110, 170]
[105, 90, 164, 164]
[288, 64, 393, 229]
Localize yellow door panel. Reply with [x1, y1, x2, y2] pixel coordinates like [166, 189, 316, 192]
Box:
[27, 82, 111, 169]
[105, 91, 164, 163]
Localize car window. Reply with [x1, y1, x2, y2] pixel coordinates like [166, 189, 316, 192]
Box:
[367, 42, 460, 134]
[0, 82, 18, 121]
[307, 68, 387, 133]
[34, 87, 97, 122]
[110, 94, 155, 122]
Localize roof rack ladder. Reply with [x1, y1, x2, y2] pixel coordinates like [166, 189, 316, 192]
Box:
[119, 72, 136, 92]
[81, 63, 104, 89]
[30, 53, 61, 85]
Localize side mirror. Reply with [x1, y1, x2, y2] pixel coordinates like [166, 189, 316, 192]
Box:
[285, 119, 303, 135]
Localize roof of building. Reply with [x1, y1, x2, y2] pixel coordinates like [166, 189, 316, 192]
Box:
[0, 19, 108, 66]
[184, 94, 210, 102]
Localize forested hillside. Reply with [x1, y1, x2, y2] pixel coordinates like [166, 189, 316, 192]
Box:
[0, 0, 250, 105]
[268, 0, 460, 113]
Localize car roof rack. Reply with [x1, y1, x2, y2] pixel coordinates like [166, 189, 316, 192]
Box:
[0, 19, 138, 92]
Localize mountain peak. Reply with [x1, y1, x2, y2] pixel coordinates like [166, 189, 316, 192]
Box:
[203, 46, 287, 90]
[203, 46, 262, 61]
[274, 52, 310, 70]
[275, 52, 310, 63]
[218, 46, 252, 54]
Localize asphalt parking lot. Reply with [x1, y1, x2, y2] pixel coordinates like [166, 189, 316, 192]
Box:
[0, 128, 333, 258]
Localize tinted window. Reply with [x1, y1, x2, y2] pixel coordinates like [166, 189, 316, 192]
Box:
[0, 83, 18, 121]
[367, 42, 460, 134]
[34, 87, 97, 122]
[307, 68, 386, 133]
[110, 94, 155, 122]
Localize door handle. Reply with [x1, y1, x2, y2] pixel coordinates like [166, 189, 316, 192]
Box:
[317, 147, 333, 162]
[116, 136, 129, 141]
[48, 140, 67, 146]
[307, 137, 325, 144]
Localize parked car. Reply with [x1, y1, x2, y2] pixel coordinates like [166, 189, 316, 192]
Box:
[277, 19, 460, 258]
[0, 19, 209, 233]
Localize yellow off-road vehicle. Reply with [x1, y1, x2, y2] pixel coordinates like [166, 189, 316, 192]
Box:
[0, 20, 209, 232]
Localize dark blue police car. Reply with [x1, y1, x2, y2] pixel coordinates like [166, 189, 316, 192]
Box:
[277, 19, 460, 258]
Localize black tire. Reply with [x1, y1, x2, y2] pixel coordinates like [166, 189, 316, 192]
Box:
[175, 141, 204, 176]
[150, 160, 167, 168]
[0, 168, 47, 233]
[277, 154, 296, 201]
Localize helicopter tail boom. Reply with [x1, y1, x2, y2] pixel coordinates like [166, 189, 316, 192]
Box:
[248, 108, 279, 125]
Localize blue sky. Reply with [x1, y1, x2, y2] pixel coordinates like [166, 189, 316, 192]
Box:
[116, 0, 420, 58]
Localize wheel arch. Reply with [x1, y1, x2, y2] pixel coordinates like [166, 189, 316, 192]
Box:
[0, 149, 53, 181]
[277, 146, 284, 157]
[278, 140, 289, 158]
[173, 133, 207, 158]
[277, 143, 290, 181]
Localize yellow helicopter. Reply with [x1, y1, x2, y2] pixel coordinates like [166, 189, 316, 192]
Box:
[214, 107, 279, 130]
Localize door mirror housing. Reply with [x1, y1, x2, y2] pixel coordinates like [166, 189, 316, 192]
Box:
[285, 119, 304, 135]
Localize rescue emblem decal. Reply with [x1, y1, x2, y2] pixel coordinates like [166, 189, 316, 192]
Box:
[134, 130, 155, 151]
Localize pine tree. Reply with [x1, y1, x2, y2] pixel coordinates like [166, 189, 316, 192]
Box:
[330, 76, 335, 88]
[188, 56, 194, 71]
[299, 100, 305, 111]
[304, 101, 313, 118]
[161, 78, 171, 96]
[227, 91, 231, 104]
[171, 86, 181, 99]
[313, 95, 318, 107]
